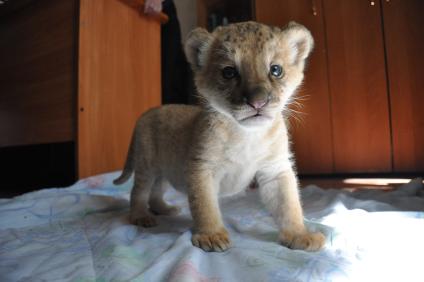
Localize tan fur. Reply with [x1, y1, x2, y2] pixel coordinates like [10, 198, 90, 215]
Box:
[114, 21, 325, 252]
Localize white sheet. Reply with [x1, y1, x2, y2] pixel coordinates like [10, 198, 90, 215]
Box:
[0, 173, 423, 282]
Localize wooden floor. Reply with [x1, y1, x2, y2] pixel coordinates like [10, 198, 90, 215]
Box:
[299, 176, 422, 191]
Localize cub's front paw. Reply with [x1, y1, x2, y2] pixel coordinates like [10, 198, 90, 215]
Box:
[191, 229, 231, 252]
[279, 230, 325, 252]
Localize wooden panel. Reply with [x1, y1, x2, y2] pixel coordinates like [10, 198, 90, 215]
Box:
[256, 0, 334, 174]
[78, 0, 162, 178]
[323, 0, 392, 173]
[382, 0, 424, 172]
[0, 0, 77, 147]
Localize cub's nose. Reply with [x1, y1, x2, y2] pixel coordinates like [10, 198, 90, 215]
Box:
[244, 86, 270, 110]
[247, 99, 268, 110]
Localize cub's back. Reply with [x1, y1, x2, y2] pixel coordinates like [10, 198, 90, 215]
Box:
[135, 104, 202, 171]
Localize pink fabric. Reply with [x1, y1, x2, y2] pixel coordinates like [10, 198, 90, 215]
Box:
[144, 0, 163, 14]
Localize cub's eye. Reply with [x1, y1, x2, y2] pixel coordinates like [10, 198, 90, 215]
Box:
[270, 64, 284, 78]
[222, 66, 238, 79]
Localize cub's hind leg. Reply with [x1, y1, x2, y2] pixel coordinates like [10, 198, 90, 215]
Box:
[149, 178, 181, 216]
[130, 172, 158, 227]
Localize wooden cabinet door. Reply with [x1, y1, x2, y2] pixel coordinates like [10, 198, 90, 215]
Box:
[78, 0, 162, 178]
[0, 0, 76, 147]
[323, 0, 392, 173]
[382, 0, 424, 172]
[256, 0, 334, 174]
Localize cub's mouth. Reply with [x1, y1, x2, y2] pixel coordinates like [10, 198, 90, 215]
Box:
[232, 105, 277, 126]
[239, 112, 273, 124]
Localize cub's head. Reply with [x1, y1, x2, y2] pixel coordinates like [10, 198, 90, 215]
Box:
[184, 21, 314, 128]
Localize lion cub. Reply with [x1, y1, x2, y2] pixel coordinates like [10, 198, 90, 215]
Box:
[114, 21, 325, 252]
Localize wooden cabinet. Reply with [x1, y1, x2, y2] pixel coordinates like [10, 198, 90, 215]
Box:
[78, 0, 162, 178]
[323, 0, 392, 173]
[0, 0, 76, 148]
[0, 0, 163, 181]
[201, 0, 424, 174]
[256, 0, 424, 174]
[382, 0, 424, 172]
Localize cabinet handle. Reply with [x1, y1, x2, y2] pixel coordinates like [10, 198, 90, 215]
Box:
[311, 0, 318, 16]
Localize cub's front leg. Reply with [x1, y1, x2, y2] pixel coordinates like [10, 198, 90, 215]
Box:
[258, 168, 325, 251]
[187, 169, 230, 252]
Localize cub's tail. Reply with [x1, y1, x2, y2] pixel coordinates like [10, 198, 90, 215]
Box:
[113, 132, 136, 185]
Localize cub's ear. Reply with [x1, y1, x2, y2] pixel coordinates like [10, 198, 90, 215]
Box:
[282, 21, 314, 67]
[184, 27, 212, 71]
